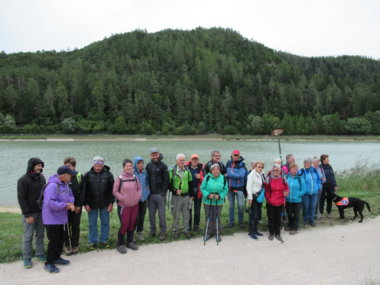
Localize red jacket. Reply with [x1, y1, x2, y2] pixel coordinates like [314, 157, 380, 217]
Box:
[264, 176, 289, 207]
[186, 162, 204, 199]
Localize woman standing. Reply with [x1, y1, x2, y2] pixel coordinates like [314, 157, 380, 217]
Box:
[313, 156, 325, 220]
[264, 164, 288, 243]
[285, 163, 306, 235]
[319, 154, 337, 218]
[113, 159, 142, 254]
[246, 161, 265, 239]
[201, 164, 228, 242]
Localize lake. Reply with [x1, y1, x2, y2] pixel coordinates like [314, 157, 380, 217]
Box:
[1, 139, 379, 206]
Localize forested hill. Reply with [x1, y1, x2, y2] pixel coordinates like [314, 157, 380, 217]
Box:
[1, 27, 380, 135]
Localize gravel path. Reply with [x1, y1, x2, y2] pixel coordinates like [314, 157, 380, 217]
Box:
[1, 216, 379, 285]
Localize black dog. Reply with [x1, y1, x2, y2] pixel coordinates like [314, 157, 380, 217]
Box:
[332, 194, 371, 223]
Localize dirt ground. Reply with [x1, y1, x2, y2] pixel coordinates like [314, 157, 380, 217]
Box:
[1, 216, 379, 285]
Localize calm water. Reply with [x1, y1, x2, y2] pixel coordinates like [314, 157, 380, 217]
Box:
[1, 140, 379, 206]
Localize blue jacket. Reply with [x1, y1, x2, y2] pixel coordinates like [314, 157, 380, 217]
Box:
[298, 167, 321, 195]
[133, 157, 150, 202]
[226, 156, 247, 191]
[285, 174, 306, 203]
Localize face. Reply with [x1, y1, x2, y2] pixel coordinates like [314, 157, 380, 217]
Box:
[124, 162, 133, 173]
[255, 164, 264, 173]
[177, 156, 185, 168]
[60, 173, 72, 183]
[312, 160, 319, 168]
[232, 154, 240, 162]
[288, 155, 295, 164]
[212, 152, 221, 162]
[93, 163, 104, 173]
[65, 163, 74, 170]
[137, 161, 144, 171]
[323, 157, 330, 164]
[304, 161, 312, 169]
[211, 167, 220, 177]
[290, 167, 298, 176]
[33, 163, 43, 174]
[151, 152, 159, 162]
[272, 167, 280, 176]
[191, 158, 198, 166]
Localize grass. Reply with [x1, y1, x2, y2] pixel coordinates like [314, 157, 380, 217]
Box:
[1, 167, 379, 264]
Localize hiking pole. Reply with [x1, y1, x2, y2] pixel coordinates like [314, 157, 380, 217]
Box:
[203, 196, 212, 245]
[272, 128, 284, 166]
[65, 223, 72, 250]
[215, 194, 220, 246]
[170, 192, 180, 240]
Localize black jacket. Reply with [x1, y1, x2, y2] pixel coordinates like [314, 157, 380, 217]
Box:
[320, 163, 337, 187]
[146, 155, 169, 196]
[17, 158, 46, 217]
[83, 165, 115, 209]
[70, 171, 85, 207]
[204, 160, 227, 175]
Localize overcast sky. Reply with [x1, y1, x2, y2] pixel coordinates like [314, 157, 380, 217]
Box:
[1, 0, 379, 59]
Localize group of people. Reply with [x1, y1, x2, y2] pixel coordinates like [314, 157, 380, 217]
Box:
[17, 148, 337, 273]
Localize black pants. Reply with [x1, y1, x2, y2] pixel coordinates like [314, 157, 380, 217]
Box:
[46, 225, 65, 265]
[248, 199, 260, 235]
[189, 195, 202, 230]
[286, 202, 302, 231]
[267, 204, 283, 236]
[320, 185, 335, 214]
[257, 202, 263, 221]
[64, 210, 82, 247]
[136, 200, 147, 232]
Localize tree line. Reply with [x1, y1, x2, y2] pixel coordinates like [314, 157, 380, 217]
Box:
[0, 27, 380, 135]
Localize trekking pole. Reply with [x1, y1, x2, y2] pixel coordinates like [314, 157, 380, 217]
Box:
[203, 195, 212, 245]
[214, 194, 220, 246]
[65, 223, 72, 250]
[170, 192, 180, 240]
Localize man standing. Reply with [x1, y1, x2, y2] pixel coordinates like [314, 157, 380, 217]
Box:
[204, 150, 226, 175]
[226, 150, 248, 228]
[146, 148, 169, 241]
[17, 157, 46, 269]
[83, 156, 114, 250]
[186, 154, 203, 232]
[169, 154, 193, 239]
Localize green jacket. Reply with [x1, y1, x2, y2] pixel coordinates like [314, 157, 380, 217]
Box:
[169, 166, 193, 196]
[201, 173, 228, 206]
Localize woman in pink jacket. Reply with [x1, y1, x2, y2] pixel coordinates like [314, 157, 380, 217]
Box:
[113, 159, 142, 254]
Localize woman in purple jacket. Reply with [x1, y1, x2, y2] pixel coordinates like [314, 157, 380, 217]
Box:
[113, 159, 142, 254]
[42, 165, 75, 273]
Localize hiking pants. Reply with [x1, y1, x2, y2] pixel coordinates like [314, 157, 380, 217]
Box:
[189, 193, 202, 230]
[204, 204, 223, 235]
[286, 202, 302, 231]
[148, 194, 166, 234]
[117, 205, 139, 245]
[248, 198, 260, 235]
[22, 213, 45, 259]
[171, 195, 191, 233]
[267, 204, 283, 236]
[65, 209, 82, 248]
[227, 190, 244, 224]
[136, 200, 148, 233]
[320, 185, 335, 214]
[46, 225, 64, 265]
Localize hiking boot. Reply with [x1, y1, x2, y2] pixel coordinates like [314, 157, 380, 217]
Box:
[89, 243, 97, 251]
[184, 232, 192, 239]
[116, 245, 127, 254]
[254, 232, 263, 236]
[275, 235, 284, 243]
[289, 230, 297, 235]
[173, 232, 180, 239]
[248, 233, 258, 240]
[137, 232, 145, 241]
[44, 263, 60, 273]
[54, 258, 70, 265]
[227, 223, 235, 228]
[72, 247, 79, 254]
[216, 235, 222, 243]
[23, 258, 32, 269]
[150, 232, 156, 238]
[327, 214, 331, 219]
[309, 220, 316, 227]
[64, 246, 73, 256]
[34, 255, 47, 262]
[159, 233, 167, 241]
[268, 235, 274, 241]
[126, 242, 139, 251]
[100, 242, 110, 249]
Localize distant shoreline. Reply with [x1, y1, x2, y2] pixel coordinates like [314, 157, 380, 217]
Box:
[1, 135, 380, 142]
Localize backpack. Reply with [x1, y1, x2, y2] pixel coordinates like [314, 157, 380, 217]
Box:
[36, 182, 59, 209]
[205, 174, 227, 188]
[118, 175, 138, 192]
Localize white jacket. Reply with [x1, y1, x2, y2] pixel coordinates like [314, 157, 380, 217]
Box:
[246, 169, 264, 200]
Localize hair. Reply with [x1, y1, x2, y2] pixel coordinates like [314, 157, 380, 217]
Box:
[176, 153, 186, 161]
[289, 163, 298, 170]
[286, 154, 294, 161]
[253, 161, 265, 169]
[211, 150, 220, 157]
[320, 154, 329, 163]
[64, 156, 76, 167]
[210, 163, 221, 171]
[272, 164, 281, 170]
[304, 157, 313, 163]
[274, 157, 281, 163]
[122, 159, 133, 167]
[312, 156, 320, 162]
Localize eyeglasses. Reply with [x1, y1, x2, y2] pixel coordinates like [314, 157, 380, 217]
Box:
[256, 166, 263, 169]
[272, 169, 279, 171]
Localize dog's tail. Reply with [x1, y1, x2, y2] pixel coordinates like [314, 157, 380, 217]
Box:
[364, 201, 371, 212]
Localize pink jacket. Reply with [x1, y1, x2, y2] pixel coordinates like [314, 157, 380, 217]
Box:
[113, 171, 142, 208]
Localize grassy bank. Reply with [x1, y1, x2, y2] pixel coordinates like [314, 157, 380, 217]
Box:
[1, 168, 379, 264]
[0, 134, 380, 141]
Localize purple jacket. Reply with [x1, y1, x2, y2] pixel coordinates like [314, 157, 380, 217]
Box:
[42, 175, 74, 225]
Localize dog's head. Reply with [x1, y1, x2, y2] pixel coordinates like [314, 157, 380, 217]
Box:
[331, 193, 342, 203]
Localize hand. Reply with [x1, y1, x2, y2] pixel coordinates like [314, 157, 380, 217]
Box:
[284, 191, 289, 197]
[25, 216, 34, 224]
[74, 206, 82, 214]
[334, 186, 338, 192]
[84, 205, 91, 212]
[195, 174, 200, 179]
[208, 194, 215, 199]
[215, 194, 220, 200]
[176, 189, 182, 195]
[67, 203, 74, 211]
[107, 203, 113, 213]
[248, 199, 252, 205]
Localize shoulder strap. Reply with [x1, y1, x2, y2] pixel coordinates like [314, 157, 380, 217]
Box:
[118, 175, 123, 193]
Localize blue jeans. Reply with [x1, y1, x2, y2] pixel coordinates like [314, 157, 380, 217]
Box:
[227, 191, 244, 224]
[303, 193, 318, 222]
[88, 207, 110, 244]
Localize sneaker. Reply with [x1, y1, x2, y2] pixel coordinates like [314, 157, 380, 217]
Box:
[248, 233, 258, 240]
[126, 242, 139, 251]
[309, 220, 316, 227]
[184, 232, 192, 239]
[227, 223, 235, 228]
[23, 258, 32, 269]
[34, 255, 47, 262]
[89, 243, 97, 251]
[101, 242, 110, 249]
[137, 232, 145, 241]
[116, 245, 127, 254]
[54, 258, 70, 265]
[254, 232, 263, 236]
[268, 235, 274, 241]
[159, 233, 167, 241]
[275, 235, 284, 243]
[44, 263, 60, 273]
[72, 247, 79, 254]
[64, 247, 73, 256]
[289, 230, 297, 235]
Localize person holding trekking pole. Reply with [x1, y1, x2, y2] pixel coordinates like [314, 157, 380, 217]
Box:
[201, 164, 228, 243]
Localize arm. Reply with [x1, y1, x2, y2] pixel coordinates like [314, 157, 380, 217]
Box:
[188, 171, 194, 197]
[75, 174, 85, 207]
[108, 173, 115, 204]
[246, 172, 254, 200]
[17, 178, 32, 217]
[112, 177, 124, 202]
[300, 178, 306, 197]
[168, 170, 176, 193]
[200, 177, 210, 198]
[219, 177, 229, 200]
[162, 165, 169, 193]
[136, 178, 142, 200]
